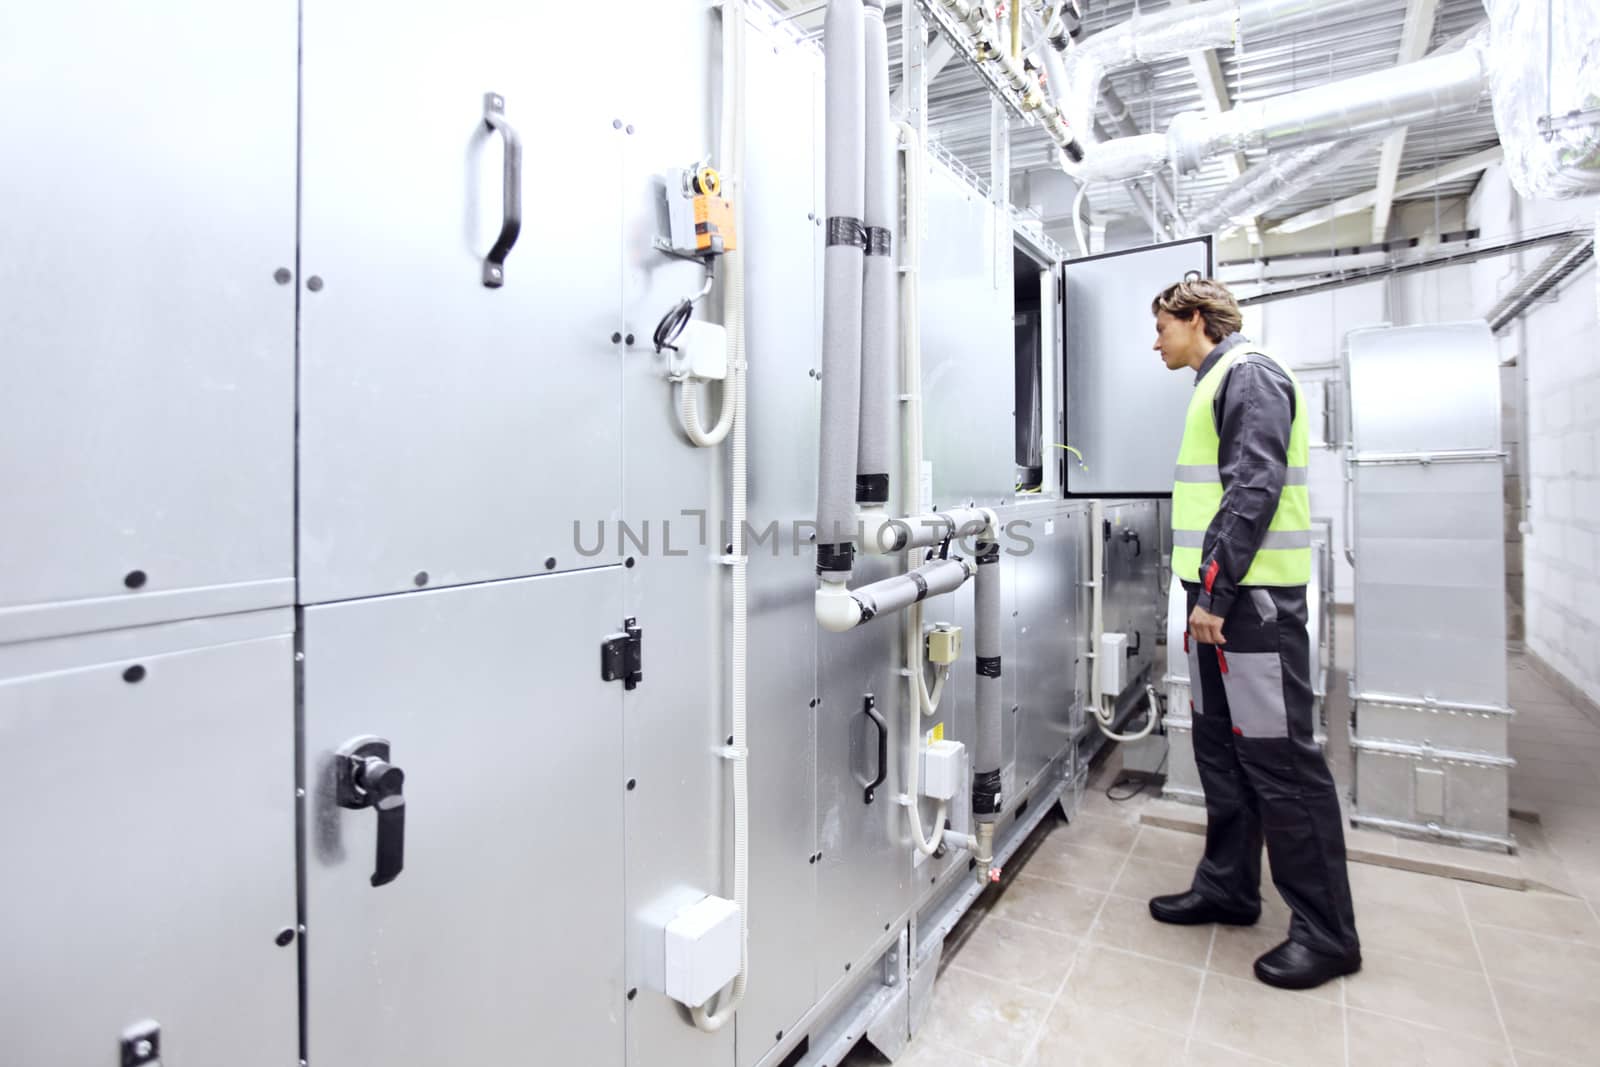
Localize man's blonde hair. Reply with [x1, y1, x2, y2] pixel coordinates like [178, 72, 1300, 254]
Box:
[1151, 279, 1243, 343]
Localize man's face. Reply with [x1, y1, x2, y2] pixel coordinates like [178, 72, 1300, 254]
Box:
[1152, 309, 1207, 371]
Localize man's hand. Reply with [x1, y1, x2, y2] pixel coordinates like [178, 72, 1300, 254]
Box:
[1189, 604, 1226, 645]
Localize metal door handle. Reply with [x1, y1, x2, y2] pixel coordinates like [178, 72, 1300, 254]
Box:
[336, 736, 407, 887]
[863, 694, 887, 804]
[481, 92, 522, 288]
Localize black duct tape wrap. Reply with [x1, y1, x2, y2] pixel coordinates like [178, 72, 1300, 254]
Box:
[976, 655, 1002, 678]
[856, 472, 890, 503]
[866, 225, 893, 257]
[816, 542, 855, 573]
[972, 768, 1003, 815]
[827, 216, 869, 249]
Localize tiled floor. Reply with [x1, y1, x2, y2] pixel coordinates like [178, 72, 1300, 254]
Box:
[839, 652, 1600, 1066]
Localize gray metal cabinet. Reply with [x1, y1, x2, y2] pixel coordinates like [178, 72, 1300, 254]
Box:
[1013, 503, 1084, 792]
[0, 611, 298, 1065]
[300, 569, 625, 1067]
[297, 0, 625, 603]
[0, 0, 297, 642]
[921, 161, 1015, 508]
[1062, 240, 1211, 496]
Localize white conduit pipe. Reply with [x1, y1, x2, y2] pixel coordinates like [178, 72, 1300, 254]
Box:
[678, 377, 735, 447]
[816, 0, 867, 590]
[894, 120, 947, 856]
[693, 0, 748, 1034]
[1167, 30, 1491, 175]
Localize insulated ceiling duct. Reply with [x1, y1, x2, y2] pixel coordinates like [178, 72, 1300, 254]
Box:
[1486, 0, 1600, 199]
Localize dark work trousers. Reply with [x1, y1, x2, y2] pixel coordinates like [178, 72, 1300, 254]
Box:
[1182, 580, 1361, 959]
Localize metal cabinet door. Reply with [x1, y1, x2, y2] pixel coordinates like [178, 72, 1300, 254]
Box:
[0, 1, 297, 642]
[1062, 238, 1212, 496]
[298, 0, 624, 604]
[0, 611, 298, 1065]
[301, 569, 625, 1067]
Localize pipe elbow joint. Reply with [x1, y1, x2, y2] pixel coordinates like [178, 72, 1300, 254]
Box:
[856, 507, 901, 556]
[815, 581, 864, 632]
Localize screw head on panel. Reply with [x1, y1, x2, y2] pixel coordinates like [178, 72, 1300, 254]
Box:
[625, 124, 635, 135]
[124, 569, 147, 589]
[275, 927, 296, 947]
[122, 665, 146, 684]
[545, 557, 557, 570]
[613, 119, 623, 129]
[274, 267, 292, 285]
[306, 276, 324, 292]
[612, 332, 623, 344]
[414, 571, 429, 587]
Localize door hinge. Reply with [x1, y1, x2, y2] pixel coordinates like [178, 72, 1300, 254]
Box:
[601, 618, 643, 689]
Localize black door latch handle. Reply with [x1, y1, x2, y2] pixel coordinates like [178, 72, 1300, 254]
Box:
[336, 736, 407, 887]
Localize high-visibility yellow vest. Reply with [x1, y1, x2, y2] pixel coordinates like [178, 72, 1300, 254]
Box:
[1171, 347, 1311, 587]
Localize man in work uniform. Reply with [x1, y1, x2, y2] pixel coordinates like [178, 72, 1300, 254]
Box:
[1147, 278, 1361, 991]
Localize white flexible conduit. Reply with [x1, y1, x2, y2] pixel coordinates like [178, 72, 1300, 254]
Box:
[692, 0, 748, 1034]
[677, 376, 735, 447]
[1088, 501, 1158, 743]
[893, 122, 949, 853]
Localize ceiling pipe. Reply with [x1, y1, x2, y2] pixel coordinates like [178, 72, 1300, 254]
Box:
[1179, 136, 1383, 237]
[1167, 28, 1490, 175]
[1056, 0, 1384, 174]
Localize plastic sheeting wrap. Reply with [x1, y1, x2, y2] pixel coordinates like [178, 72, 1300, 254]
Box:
[1059, 0, 1236, 162]
[1181, 137, 1381, 236]
[1487, 0, 1600, 199]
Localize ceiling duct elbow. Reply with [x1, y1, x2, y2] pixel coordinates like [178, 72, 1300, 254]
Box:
[1487, 0, 1600, 199]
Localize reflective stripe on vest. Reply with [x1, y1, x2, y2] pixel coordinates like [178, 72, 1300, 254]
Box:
[1170, 347, 1311, 587]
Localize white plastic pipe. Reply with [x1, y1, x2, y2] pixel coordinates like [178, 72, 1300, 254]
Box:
[896, 120, 948, 857]
[692, 0, 748, 1034]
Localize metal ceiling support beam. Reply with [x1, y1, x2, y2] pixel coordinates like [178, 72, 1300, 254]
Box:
[891, 32, 955, 115]
[1099, 84, 1183, 231]
[1270, 145, 1502, 235]
[1236, 228, 1586, 306]
[1369, 0, 1440, 243]
[1170, 0, 1259, 246]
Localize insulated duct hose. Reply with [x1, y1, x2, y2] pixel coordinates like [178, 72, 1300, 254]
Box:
[857, 0, 895, 513]
[817, 0, 867, 581]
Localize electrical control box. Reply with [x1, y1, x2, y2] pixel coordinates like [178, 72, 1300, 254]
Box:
[925, 623, 962, 665]
[920, 739, 965, 801]
[1098, 632, 1128, 696]
[667, 319, 728, 382]
[663, 895, 742, 1009]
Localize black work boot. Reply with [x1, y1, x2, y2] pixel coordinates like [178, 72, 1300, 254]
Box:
[1148, 890, 1260, 926]
[1253, 939, 1362, 990]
